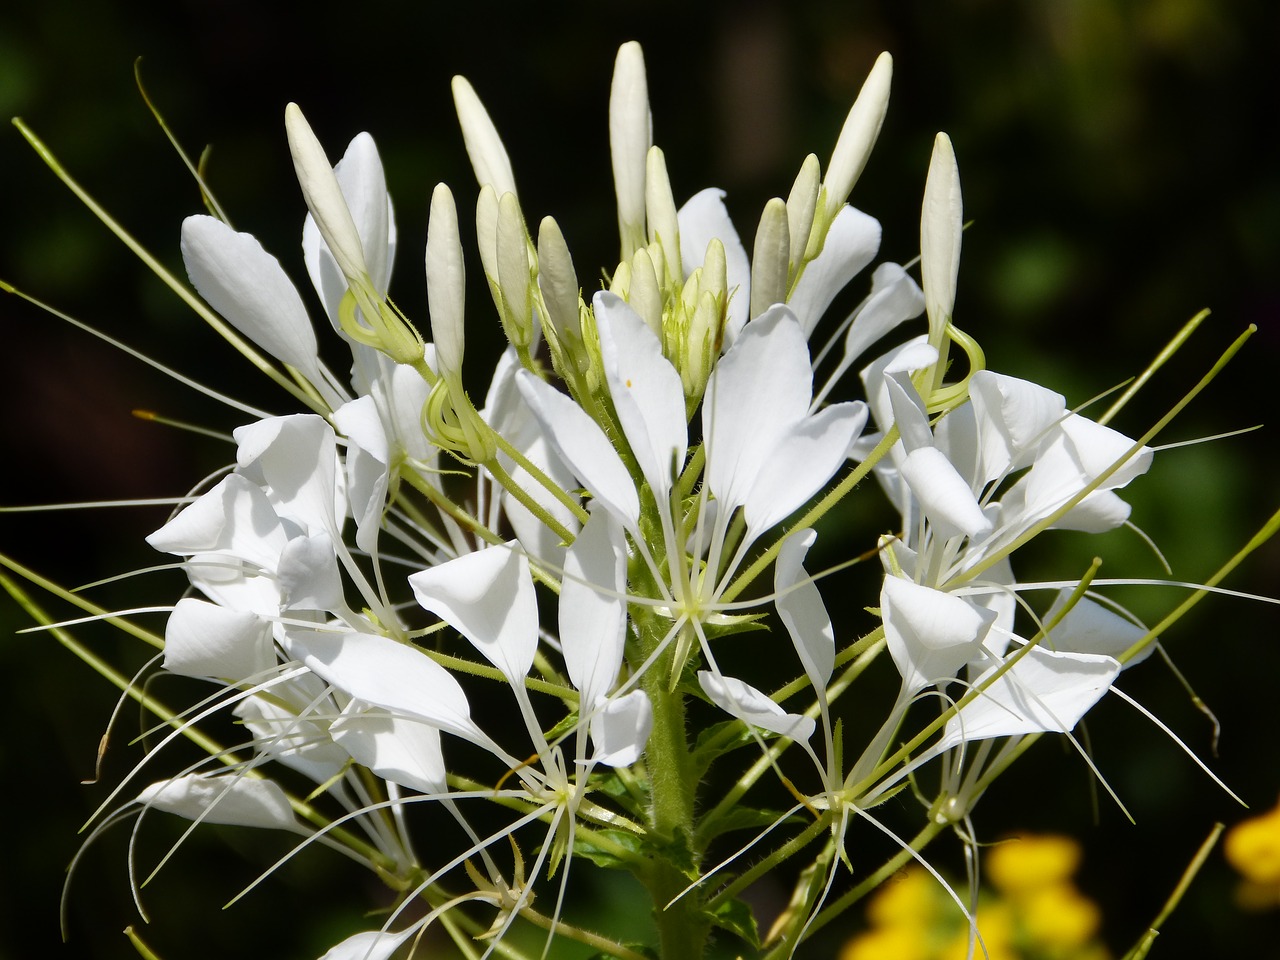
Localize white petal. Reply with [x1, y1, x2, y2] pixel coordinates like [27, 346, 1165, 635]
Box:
[316, 929, 414, 960]
[515, 370, 640, 528]
[704, 305, 811, 515]
[560, 507, 627, 707]
[840, 262, 925, 371]
[181, 216, 321, 379]
[285, 628, 481, 745]
[742, 401, 867, 538]
[969, 372, 1066, 485]
[899, 446, 993, 542]
[938, 646, 1121, 749]
[882, 576, 996, 693]
[591, 691, 654, 767]
[677, 188, 751, 343]
[163, 598, 275, 681]
[1043, 590, 1154, 665]
[595, 291, 687, 500]
[330, 705, 447, 794]
[234, 415, 343, 539]
[786, 205, 881, 336]
[138, 774, 299, 831]
[333, 395, 390, 554]
[775, 530, 835, 690]
[698, 672, 815, 742]
[277, 533, 345, 612]
[146, 473, 287, 573]
[408, 544, 538, 685]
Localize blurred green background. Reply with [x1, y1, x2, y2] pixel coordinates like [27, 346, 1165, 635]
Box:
[1, 1, 1278, 958]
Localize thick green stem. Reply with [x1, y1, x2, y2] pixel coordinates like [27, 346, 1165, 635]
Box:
[632, 603, 710, 960]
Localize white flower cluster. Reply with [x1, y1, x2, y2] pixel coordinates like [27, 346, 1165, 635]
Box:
[79, 41, 1190, 960]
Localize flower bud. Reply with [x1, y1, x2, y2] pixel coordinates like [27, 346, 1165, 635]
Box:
[750, 197, 790, 318]
[610, 41, 652, 260]
[645, 146, 681, 286]
[921, 131, 962, 344]
[451, 75, 518, 198]
[823, 51, 892, 219]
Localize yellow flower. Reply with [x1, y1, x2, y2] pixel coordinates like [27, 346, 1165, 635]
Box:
[986, 834, 1082, 895]
[839, 924, 933, 960]
[1019, 882, 1102, 949]
[940, 904, 1018, 960]
[1224, 801, 1280, 886]
[866, 867, 942, 927]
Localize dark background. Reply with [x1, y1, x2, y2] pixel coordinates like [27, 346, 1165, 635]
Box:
[1, 1, 1278, 958]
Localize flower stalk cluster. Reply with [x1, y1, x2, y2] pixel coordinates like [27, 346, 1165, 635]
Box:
[2, 38, 1276, 960]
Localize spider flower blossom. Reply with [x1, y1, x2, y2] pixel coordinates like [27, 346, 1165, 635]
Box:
[6, 37, 1268, 960]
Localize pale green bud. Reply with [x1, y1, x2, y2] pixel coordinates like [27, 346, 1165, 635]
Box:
[610, 41, 652, 261]
[610, 258, 632, 299]
[475, 184, 500, 283]
[426, 183, 466, 377]
[645, 146, 681, 286]
[536, 216, 585, 369]
[682, 289, 720, 401]
[823, 51, 892, 219]
[497, 192, 534, 349]
[921, 132, 962, 344]
[786, 153, 822, 271]
[285, 103, 369, 284]
[750, 197, 790, 319]
[629, 247, 664, 341]
[451, 75, 518, 198]
[288, 103, 422, 367]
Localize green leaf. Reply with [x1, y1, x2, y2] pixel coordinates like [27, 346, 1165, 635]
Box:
[696, 806, 802, 846]
[572, 828, 648, 871]
[707, 897, 760, 949]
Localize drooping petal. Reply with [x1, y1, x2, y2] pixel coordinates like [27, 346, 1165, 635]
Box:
[560, 507, 627, 708]
[330, 705, 447, 794]
[591, 691, 654, 767]
[284, 628, 482, 746]
[146, 473, 288, 574]
[698, 671, 815, 742]
[276, 533, 346, 612]
[968, 372, 1066, 486]
[937, 646, 1121, 749]
[333, 395, 390, 554]
[899, 446, 993, 542]
[775, 530, 835, 690]
[163, 598, 275, 682]
[408, 544, 538, 685]
[138, 773, 300, 832]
